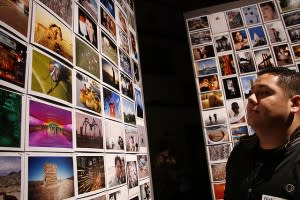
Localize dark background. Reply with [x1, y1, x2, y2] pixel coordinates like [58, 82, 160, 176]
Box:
[134, 0, 236, 199]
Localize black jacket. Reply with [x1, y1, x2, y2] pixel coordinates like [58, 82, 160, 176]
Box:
[224, 130, 300, 200]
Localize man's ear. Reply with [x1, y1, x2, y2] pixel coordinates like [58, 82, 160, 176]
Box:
[290, 95, 300, 113]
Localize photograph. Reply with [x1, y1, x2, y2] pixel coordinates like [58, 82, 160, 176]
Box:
[230, 124, 249, 146]
[119, 49, 133, 77]
[116, 0, 128, 16]
[140, 180, 152, 200]
[287, 26, 300, 43]
[292, 44, 300, 61]
[75, 70, 102, 114]
[26, 153, 74, 200]
[226, 98, 246, 124]
[209, 12, 228, 34]
[202, 107, 228, 126]
[200, 90, 224, 110]
[30, 48, 72, 105]
[100, 0, 115, 18]
[241, 4, 261, 26]
[102, 57, 120, 91]
[80, 192, 106, 200]
[122, 98, 136, 126]
[129, 30, 139, 61]
[104, 119, 125, 152]
[236, 51, 256, 74]
[282, 9, 300, 28]
[106, 185, 128, 200]
[26, 97, 73, 150]
[76, 5, 98, 49]
[0, 88, 24, 150]
[186, 16, 209, 32]
[75, 36, 100, 81]
[133, 60, 142, 88]
[126, 156, 139, 191]
[100, 7, 117, 39]
[39, 0, 73, 27]
[218, 53, 237, 76]
[189, 29, 212, 46]
[248, 26, 268, 48]
[207, 143, 232, 163]
[0, 153, 24, 200]
[137, 124, 147, 152]
[135, 88, 144, 119]
[0, 0, 30, 39]
[213, 182, 225, 199]
[137, 154, 149, 179]
[225, 8, 244, 29]
[120, 72, 134, 100]
[222, 76, 242, 99]
[75, 154, 105, 197]
[101, 31, 119, 66]
[213, 33, 232, 53]
[264, 21, 287, 44]
[32, 3, 73, 63]
[198, 74, 220, 93]
[240, 74, 257, 99]
[0, 29, 28, 91]
[231, 29, 250, 51]
[277, 0, 300, 13]
[77, 0, 99, 23]
[194, 58, 218, 76]
[205, 125, 229, 144]
[253, 47, 275, 70]
[258, 1, 279, 22]
[105, 154, 126, 188]
[272, 43, 294, 66]
[117, 27, 130, 55]
[210, 162, 226, 182]
[125, 125, 138, 153]
[103, 87, 122, 121]
[192, 44, 215, 61]
[116, 6, 128, 34]
[75, 110, 104, 151]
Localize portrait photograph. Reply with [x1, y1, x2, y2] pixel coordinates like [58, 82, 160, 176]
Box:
[75, 110, 104, 151]
[230, 124, 249, 146]
[0, 89, 25, 151]
[236, 51, 256, 74]
[231, 29, 250, 51]
[253, 47, 275, 70]
[120, 72, 134, 100]
[133, 60, 142, 88]
[186, 15, 209, 32]
[0, 0, 30, 40]
[116, 6, 128, 34]
[107, 185, 128, 200]
[122, 98, 136, 126]
[126, 155, 139, 194]
[207, 143, 232, 163]
[277, 0, 300, 13]
[75, 70, 102, 115]
[240, 74, 257, 99]
[25, 153, 74, 200]
[213, 183, 225, 200]
[75, 36, 100, 81]
[125, 125, 138, 153]
[137, 124, 147, 153]
[103, 87, 122, 121]
[205, 125, 230, 145]
[140, 179, 152, 200]
[129, 30, 139, 61]
[241, 4, 262, 26]
[26, 97, 73, 151]
[119, 49, 133, 78]
[77, 0, 99, 23]
[209, 12, 228, 34]
[213, 33, 232, 53]
[192, 44, 215, 61]
[75, 5, 98, 49]
[225, 8, 244, 30]
[222, 76, 242, 99]
[0, 153, 24, 200]
[210, 162, 226, 182]
[100, 0, 115, 18]
[0, 29, 28, 92]
[194, 58, 218, 76]
[101, 31, 119, 66]
[189, 29, 212, 46]
[137, 154, 149, 179]
[258, 1, 279, 22]
[282, 9, 300, 28]
[272, 43, 294, 66]
[105, 119, 125, 152]
[117, 27, 130, 55]
[264, 21, 287, 44]
[248, 25, 268, 48]
[32, 3, 73, 63]
[198, 74, 220, 93]
[200, 90, 224, 110]
[105, 154, 126, 188]
[292, 44, 300, 61]
[75, 154, 105, 197]
[218, 53, 237, 76]
[287, 26, 300, 43]
[202, 107, 228, 126]
[226, 98, 246, 124]
[30, 48, 73, 105]
[135, 88, 144, 119]
[100, 7, 117, 39]
[102, 57, 120, 91]
[38, 0, 73, 27]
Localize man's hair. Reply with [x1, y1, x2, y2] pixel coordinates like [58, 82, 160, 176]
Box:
[115, 155, 121, 165]
[258, 67, 300, 96]
[260, 2, 275, 11]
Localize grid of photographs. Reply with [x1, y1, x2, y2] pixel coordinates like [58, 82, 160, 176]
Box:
[186, 0, 300, 199]
[0, 0, 152, 199]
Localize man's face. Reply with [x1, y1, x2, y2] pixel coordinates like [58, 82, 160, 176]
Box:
[246, 73, 291, 131]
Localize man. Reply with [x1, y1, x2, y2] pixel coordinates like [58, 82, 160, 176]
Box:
[224, 67, 300, 199]
[109, 156, 124, 187]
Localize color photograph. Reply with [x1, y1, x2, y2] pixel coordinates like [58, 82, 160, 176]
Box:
[231, 29, 250, 51]
[30, 48, 72, 105]
[27, 97, 73, 150]
[102, 57, 120, 91]
[75, 110, 104, 151]
[116, 6, 128, 34]
[100, 0, 115, 18]
[122, 98, 136, 126]
[103, 87, 122, 121]
[120, 72, 134, 100]
[287, 26, 300, 43]
[100, 7, 117, 39]
[189, 29, 212, 46]
[218, 53, 237, 76]
[118, 27, 130, 55]
[202, 107, 228, 126]
[248, 25, 268, 48]
[125, 125, 138, 152]
[282, 9, 300, 28]
[205, 125, 229, 144]
[258, 1, 279, 22]
[137, 124, 147, 152]
[192, 44, 215, 60]
[186, 16, 209, 32]
[253, 47, 275, 70]
[101, 31, 119, 66]
[129, 30, 139, 61]
[277, 0, 300, 13]
[225, 8, 244, 29]
[77, 0, 99, 23]
[26, 153, 74, 200]
[137, 154, 149, 179]
[213, 33, 232, 53]
[107, 185, 128, 200]
[230, 124, 249, 146]
[198, 74, 220, 93]
[133, 60, 142, 88]
[272, 43, 294, 66]
[264, 21, 287, 44]
[213, 183, 225, 200]
[140, 179, 152, 200]
[194, 58, 218, 76]
[200, 90, 224, 110]
[292, 44, 300, 61]
[210, 162, 226, 182]
[222, 76, 242, 100]
[207, 143, 232, 163]
[226, 98, 246, 124]
[241, 4, 261, 26]
[119, 49, 133, 77]
[105, 119, 125, 152]
[236, 51, 256, 74]
[105, 154, 126, 188]
[126, 157, 138, 190]
[240, 74, 257, 99]
[135, 88, 144, 119]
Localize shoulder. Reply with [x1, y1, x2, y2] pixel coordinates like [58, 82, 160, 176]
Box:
[228, 135, 258, 160]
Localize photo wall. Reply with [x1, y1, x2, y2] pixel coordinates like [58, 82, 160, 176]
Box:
[185, 0, 300, 199]
[0, 0, 152, 200]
